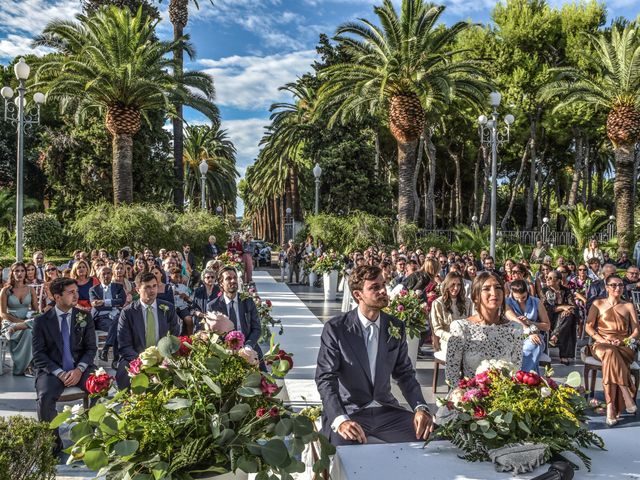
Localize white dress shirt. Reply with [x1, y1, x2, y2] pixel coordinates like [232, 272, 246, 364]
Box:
[52, 306, 88, 376]
[140, 301, 160, 345]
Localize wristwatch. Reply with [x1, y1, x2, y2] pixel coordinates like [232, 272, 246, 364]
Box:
[414, 404, 430, 414]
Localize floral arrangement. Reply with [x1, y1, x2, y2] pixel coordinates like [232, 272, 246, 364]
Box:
[312, 251, 343, 275]
[218, 251, 244, 273]
[383, 289, 426, 339]
[241, 286, 284, 344]
[85, 368, 113, 396]
[302, 252, 318, 276]
[432, 360, 604, 470]
[52, 325, 333, 478]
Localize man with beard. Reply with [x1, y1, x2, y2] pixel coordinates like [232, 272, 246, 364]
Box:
[315, 265, 433, 446]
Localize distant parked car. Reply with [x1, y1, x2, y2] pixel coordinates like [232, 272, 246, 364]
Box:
[250, 240, 272, 266]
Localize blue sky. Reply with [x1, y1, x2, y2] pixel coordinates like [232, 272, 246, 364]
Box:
[1, 0, 638, 214]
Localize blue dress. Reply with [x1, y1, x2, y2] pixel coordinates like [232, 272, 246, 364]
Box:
[2, 290, 34, 374]
[506, 295, 544, 373]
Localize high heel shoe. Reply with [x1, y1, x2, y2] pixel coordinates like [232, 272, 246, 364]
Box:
[626, 404, 637, 414]
[606, 417, 618, 427]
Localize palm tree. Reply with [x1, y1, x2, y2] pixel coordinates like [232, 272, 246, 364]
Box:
[183, 123, 238, 210]
[557, 204, 609, 252]
[542, 25, 640, 254]
[160, 0, 213, 211]
[32, 6, 218, 204]
[315, 0, 487, 234]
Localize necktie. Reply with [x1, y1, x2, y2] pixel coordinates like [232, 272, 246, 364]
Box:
[38, 266, 44, 280]
[145, 306, 156, 347]
[365, 322, 378, 382]
[60, 313, 74, 371]
[228, 300, 238, 329]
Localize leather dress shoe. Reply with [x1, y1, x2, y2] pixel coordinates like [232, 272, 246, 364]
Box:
[99, 347, 110, 362]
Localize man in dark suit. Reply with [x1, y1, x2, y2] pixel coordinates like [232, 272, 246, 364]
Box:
[206, 266, 261, 356]
[116, 272, 180, 389]
[586, 263, 617, 313]
[315, 265, 434, 446]
[203, 235, 221, 268]
[32, 277, 97, 453]
[90, 266, 126, 364]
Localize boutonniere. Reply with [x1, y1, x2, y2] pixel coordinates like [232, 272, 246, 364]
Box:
[239, 291, 251, 302]
[75, 312, 87, 328]
[388, 324, 401, 341]
[159, 304, 169, 314]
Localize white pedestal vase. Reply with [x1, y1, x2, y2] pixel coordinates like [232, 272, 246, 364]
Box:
[194, 471, 248, 480]
[308, 272, 318, 288]
[323, 270, 339, 301]
[406, 335, 420, 368]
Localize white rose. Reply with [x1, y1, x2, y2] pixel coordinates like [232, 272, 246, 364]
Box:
[94, 367, 107, 377]
[71, 404, 85, 416]
[540, 387, 552, 398]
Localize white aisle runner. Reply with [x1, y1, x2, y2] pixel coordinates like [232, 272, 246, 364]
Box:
[252, 270, 322, 404]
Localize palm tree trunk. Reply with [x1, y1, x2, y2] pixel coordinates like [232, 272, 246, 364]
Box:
[112, 133, 134, 204]
[412, 130, 425, 222]
[172, 19, 185, 211]
[479, 145, 490, 226]
[397, 139, 419, 235]
[614, 144, 636, 254]
[567, 129, 583, 207]
[447, 144, 463, 225]
[473, 148, 481, 219]
[424, 131, 437, 229]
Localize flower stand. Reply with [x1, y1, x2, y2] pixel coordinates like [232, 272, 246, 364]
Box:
[309, 272, 318, 288]
[323, 270, 339, 301]
[406, 335, 419, 368]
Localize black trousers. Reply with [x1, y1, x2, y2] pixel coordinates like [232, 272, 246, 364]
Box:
[94, 314, 119, 357]
[327, 406, 416, 446]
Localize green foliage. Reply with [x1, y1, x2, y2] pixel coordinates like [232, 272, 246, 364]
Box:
[415, 233, 451, 254]
[0, 415, 57, 480]
[173, 210, 228, 252]
[452, 226, 491, 254]
[22, 213, 64, 254]
[557, 204, 609, 251]
[398, 223, 420, 248]
[306, 212, 393, 253]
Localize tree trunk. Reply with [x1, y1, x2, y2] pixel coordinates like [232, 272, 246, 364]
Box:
[447, 144, 463, 225]
[501, 142, 530, 230]
[525, 113, 539, 230]
[424, 131, 437, 229]
[289, 162, 301, 221]
[397, 138, 420, 238]
[412, 130, 425, 222]
[479, 145, 490, 226]
[567, 129, 583, 207]
[112, 133, 134, 204]
[614, 143, 636, 254]
[172, 21, 185, 211]
[473, 148, 481, 220]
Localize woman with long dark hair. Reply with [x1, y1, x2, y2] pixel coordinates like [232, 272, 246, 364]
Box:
[431, 272, 472, 354]
[543, 270, 578, 365]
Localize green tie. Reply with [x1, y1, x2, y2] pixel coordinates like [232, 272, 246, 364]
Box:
[145, 306, 156, 348]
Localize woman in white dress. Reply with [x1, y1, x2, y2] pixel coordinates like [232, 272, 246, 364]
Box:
[431, 272, 472, 355]
[445, 271, 523, 386]
[583, 238, 604, 264]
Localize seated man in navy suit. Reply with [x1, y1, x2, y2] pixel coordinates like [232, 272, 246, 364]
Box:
[315, 265, 434, 445]
[116, 272, 180, 389]
[32, 277, 97, 454]
[205, 267, 261, 357]
[90, 266, 125, 365]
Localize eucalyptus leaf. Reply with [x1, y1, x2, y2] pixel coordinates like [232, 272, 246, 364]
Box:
[204, 357, 221, 373]
[88, 403, 107, 423]
[292, 416, 314, 437]
[158, 335, 181, 357]
[203, 375, 222, 395]
[114, 440, 139, 457]
[275, 418, 293, 437]
[164, 397, 192, 410]
[152, 461, 169, 480]
[70, 422, 93, 442]
[244, 372, 262, 388]
[84, 448, 109, 470]
[261, 439, 289, 467]
[237, 455, 259, 473]
[131, 373, 149, 393]
[49, 411, 71, 429]
[237, 386, 261, 397]
[218, 428, 236, 445]
[229, 403, 250, 421]
[482, 429, 497, 439]
[100, 415, 119, 435]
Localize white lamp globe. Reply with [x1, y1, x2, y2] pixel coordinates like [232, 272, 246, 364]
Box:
[504, 114, 515, 125]
[313, 163, 322, 179]
[33, 92, 45, 105]
[198, 160, 209, 176]
[1, 86, 14, 99]
[489, 91, 502, 107]
[14, 58, 30, 80]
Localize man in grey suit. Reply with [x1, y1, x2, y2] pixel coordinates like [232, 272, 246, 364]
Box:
[316, 265, 434, 445]
[116, 272, 180, 389]
[205, 266, 262, 357]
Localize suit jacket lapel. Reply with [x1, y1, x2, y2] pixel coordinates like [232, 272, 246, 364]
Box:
[344, 309, 373, 387]
[49, 308, 63, 352]
[134, 302, 146, 347]
[238, 299, 247, 334]
[157, 302, 168, 338]
[374, 314, 389, 384]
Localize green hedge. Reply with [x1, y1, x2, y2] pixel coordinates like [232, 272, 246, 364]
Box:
[0, 415, 57, 480]
[22, 213, 65, 254]
[306, 211, 393, 253]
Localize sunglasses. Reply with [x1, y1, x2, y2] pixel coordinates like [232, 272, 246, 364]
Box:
[578, 268, 587, 271]
[46, 267, 57, 272]
[546, 276, 558, 280]
[512, 270, 522, 274]
[607, 283, 624, 288]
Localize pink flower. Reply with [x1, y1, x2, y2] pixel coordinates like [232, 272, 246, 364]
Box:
[260, 377, 279, 396]
[128, 358, 142, 377]
[86, 372, 112, 395]
[397, 304, 405, 312]
[462, 388, 487, 403]
[256, 407, 267, 417]
[225, 331, 245, 351]
[248, 287, 257, 294]
[474, 371, 491, 386]
[473, 406, 487, 419]
[399, 290, 408, 297]
[269, 407, 279, 418]
[238, 346, 259, 366]
[265, 299, 272, 307]
[204, 312, 234, 334]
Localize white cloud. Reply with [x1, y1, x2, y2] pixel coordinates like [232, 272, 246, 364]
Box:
[0, 34, 52, 59]
[0, 0, 81, 36]
[221, 117, 269, 170]
[199, 49, 318, 110]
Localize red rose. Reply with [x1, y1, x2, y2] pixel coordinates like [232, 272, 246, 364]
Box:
[268, 407, 279, 418]
[473, 406, 487, 419]
[265, 300, 272, 307]
[86, 372, 112, 395]
[178, 336, 192, 356]
[260, 377, 279, 396]
[256, 407, 267, 417]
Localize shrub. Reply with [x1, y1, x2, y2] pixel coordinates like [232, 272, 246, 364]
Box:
[306, 213, 350, 253]
[173, 210, 229, 254]
[0, 415, 57, 480]
[69, 203, 176, 253]
[306, 211, 393, 253]
[22, 213, 64, 254]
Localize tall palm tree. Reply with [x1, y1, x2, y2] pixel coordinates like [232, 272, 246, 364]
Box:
[160, 0, 213, 211]
[32, 6, 218, 204]
[183, 123, 238, 210]
[542, 25, 640, 254]
[315, 0, 487, 233]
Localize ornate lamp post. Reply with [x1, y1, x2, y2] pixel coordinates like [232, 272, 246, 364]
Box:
[471, 215, 478, 231]
[1, 58, 45, 262]
[542, 217, 550, 245]
[198, 160, 208, 210]
[313, 163, 322, 215]
[607, 215, 616, 240]
[478, 92, 514, 259]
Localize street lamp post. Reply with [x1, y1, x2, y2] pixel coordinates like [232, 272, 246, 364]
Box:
[607, 215, 616, 240]
[478, 92, 514, 259]
[198, 160, 208, 210]
[285, 207, 293, 242]
[542, 217, 550, 245]
[471, 215, 478, 231]
[1, 58, 45, 262]
[313, 163, 322, 215]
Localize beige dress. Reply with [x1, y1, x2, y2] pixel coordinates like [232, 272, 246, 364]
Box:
[431, 297, 472, 353]
[591, 303, 637, 417]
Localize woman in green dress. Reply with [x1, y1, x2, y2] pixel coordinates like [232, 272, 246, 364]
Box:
[1, 262, 38, 375]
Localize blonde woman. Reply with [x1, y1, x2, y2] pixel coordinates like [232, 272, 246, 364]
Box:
[70, 259, 97, 312]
